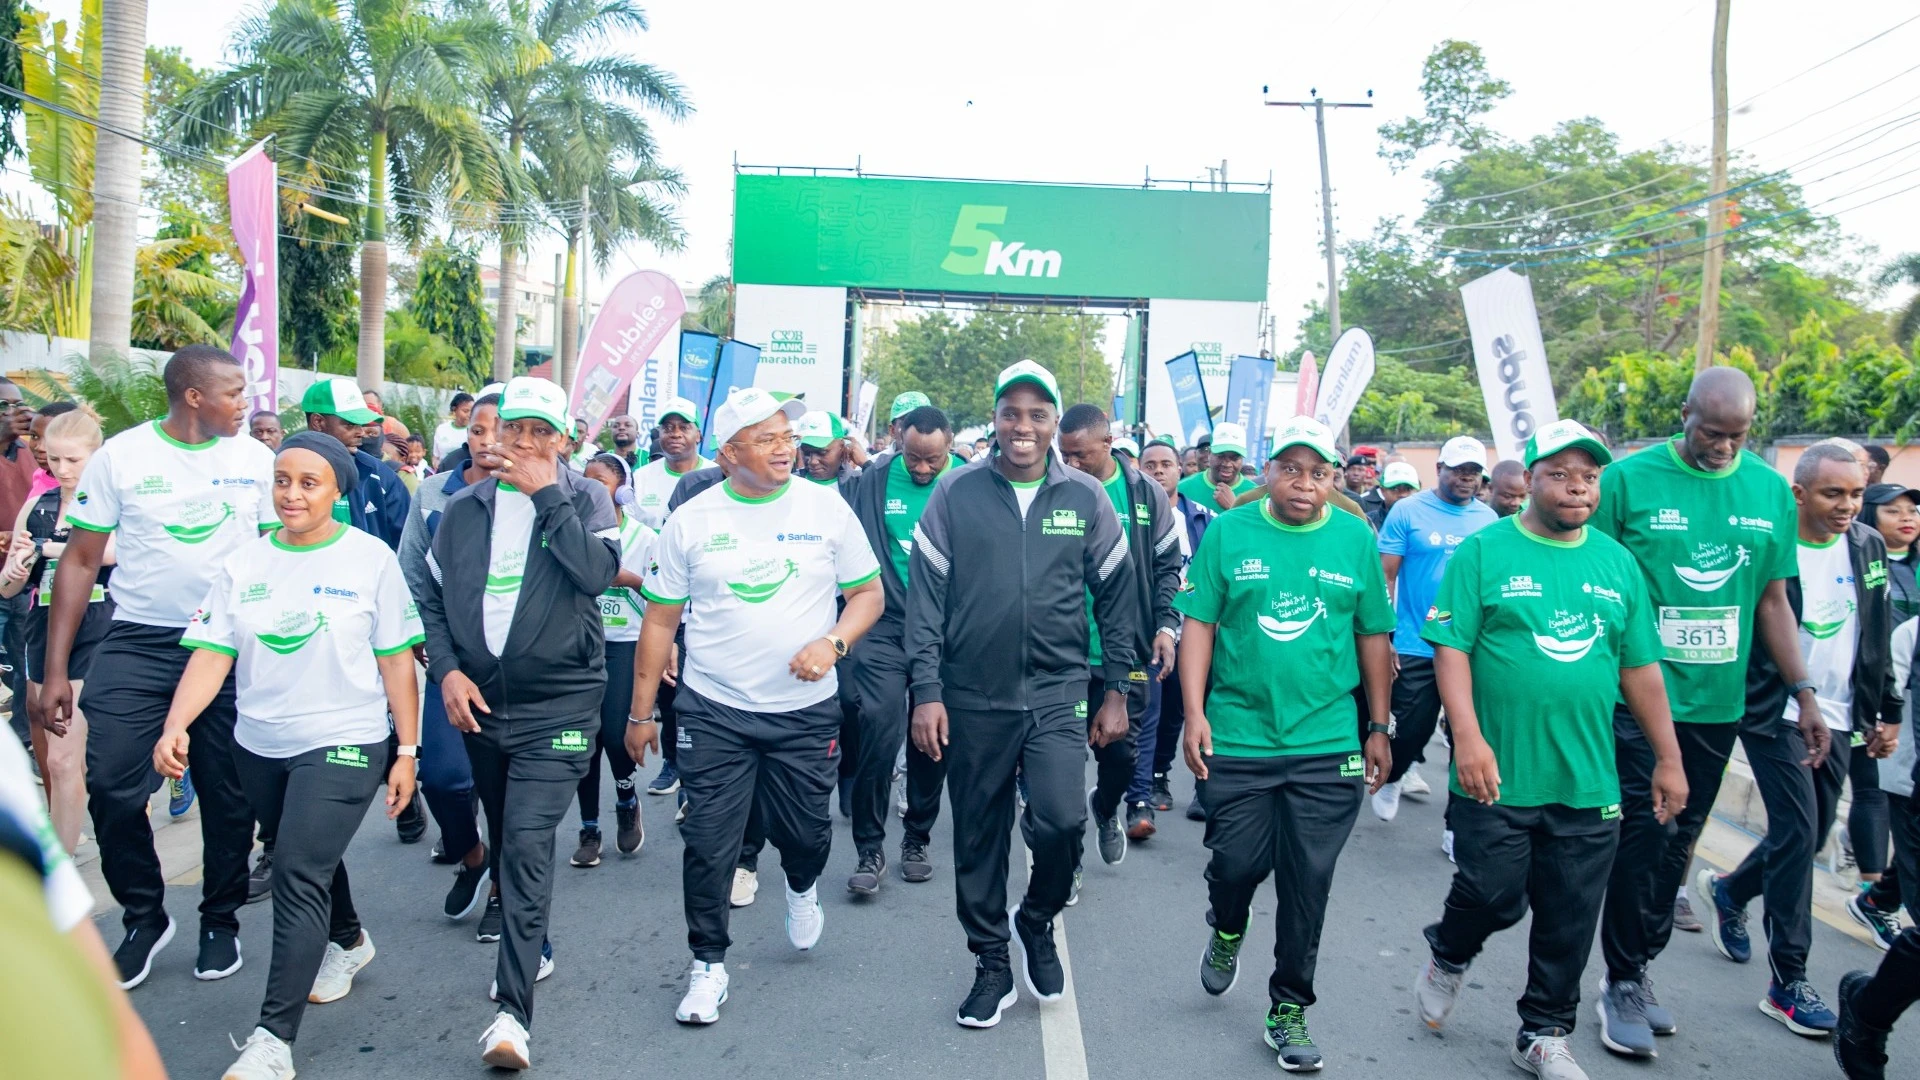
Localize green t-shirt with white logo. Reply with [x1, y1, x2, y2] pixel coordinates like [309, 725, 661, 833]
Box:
[1087, 468, 1130, 666]
[1421, 516, 1662, 808]
[1591, 440, 1797, 723]
[1179, 470, 1256, 514]
[882, 455, 940, 587]
[1174, 500, 1395, 757]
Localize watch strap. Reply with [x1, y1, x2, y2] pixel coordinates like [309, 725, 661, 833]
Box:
[1367, 722, 1394, 737]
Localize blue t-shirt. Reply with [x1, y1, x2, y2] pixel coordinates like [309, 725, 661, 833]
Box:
[1377, 490, 1498, 657]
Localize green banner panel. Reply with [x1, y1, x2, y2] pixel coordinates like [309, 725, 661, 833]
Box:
[734, 175, 1268, 302]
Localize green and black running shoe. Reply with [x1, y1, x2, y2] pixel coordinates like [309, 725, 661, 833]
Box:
[1265, 1003, 1322, 1072]
[1199, 929, 1243, 996]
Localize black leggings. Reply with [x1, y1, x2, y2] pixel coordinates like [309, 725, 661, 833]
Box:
[577, 639, 639, 823]
[1850, 736, 1890, 875]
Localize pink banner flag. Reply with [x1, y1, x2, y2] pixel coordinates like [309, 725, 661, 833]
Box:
[226, 142, 279, 421]
[1295, 351, 1319, 419]
[569, 270, 687, 442]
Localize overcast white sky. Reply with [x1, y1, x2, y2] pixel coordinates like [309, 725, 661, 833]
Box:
[28, 0, 1920, 354]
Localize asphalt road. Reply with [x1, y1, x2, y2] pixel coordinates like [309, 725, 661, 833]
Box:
[119, 751, 1914, 1079]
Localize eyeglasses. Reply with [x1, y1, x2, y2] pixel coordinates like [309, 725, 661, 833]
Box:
[731, 432, 797, 451]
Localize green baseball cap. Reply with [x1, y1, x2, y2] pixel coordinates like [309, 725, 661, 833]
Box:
[993, 359, 1060, 405]
[889, 391, 932, 421]
[795, 411, 849, 449]
[301, 377, 379, 425]
[498, 376, 571, 433]
[1267, 416, 1341, 464]
[1523, 418, 1612, 468]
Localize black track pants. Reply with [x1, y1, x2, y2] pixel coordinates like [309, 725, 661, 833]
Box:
[1723, 724, 1816, 984]
[1086, 676, 1146, 824]
[1385, 655, 1444, 784]
[846, 636, 909, 857]
[576, 639, 639, 823]
[1854, 926, 1920, 1029]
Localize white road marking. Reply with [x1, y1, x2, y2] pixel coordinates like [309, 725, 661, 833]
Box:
[1024, 848, 1090, 1080]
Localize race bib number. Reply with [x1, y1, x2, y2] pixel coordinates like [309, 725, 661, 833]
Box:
[1658, 605, 1739, 664]
[598, 594, 629, 628]
[36, 559, 105, 607]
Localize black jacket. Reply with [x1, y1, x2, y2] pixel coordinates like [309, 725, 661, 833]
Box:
[1101, 456, 1181, 659]
[349, 448, 411, 550]
[667, 465, 725, 513]
[1743, 520, 1901, 734]
[840, 449, 910, 641]
[416, 464, 620, 721]
[906, 450, 1138, 711]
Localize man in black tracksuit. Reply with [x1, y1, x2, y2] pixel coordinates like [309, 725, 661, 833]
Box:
[415, 378, 619, 1066]
[1057, 404, 1180, 862]
[907, 361, 1138, 1029]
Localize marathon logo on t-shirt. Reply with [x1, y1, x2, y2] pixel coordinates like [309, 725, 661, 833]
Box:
[1500, 575, 1543, 599]
[241, 583, 272, 604]
[885, 497, 908, 516]
[703, 532, 739, 553]
[1648, 508, 1689, 531]
[1042, 509, 1086, 537]
[135, 475, 174, 496]
[1232, 558, 1270, 582]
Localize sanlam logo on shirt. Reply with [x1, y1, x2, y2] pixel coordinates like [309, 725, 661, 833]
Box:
[1426, 530, 1466, 548]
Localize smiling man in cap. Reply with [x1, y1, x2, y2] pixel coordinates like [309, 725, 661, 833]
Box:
[631, 385, 883, 1027]
[631, 396, 711, 531]
[1176, 415, 1395, 1071]
[797, 411, 859, 486]
[1180, 422, 1256, 513]
[1414, 418, 1684, 1080]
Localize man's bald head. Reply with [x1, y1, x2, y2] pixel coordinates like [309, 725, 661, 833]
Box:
[1679, 366, 1757, 472]
[1685, 366, 1756, 424]
[1489, 459, 1529, 517]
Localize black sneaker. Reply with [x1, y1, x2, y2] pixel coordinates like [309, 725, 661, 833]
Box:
[1835, 970, 1890, 1080]
[394, 796, 427, 844]
[1150, 773, 1174, 813]
[1265, 1003, 1322, 1071]
[1125, 801, 1156, 841]
[1186, 791, 1206, 821]
[1090, 786, 1127, 865]
[245, 846, 273, 904]
[848, 850, 886, 896]
[570, 827, 603, 868]
[476, 894, 504, 943]
[900, 840, 933, 883]
[443, 861, 490, 920]
[615, 801, 644, 854]
[956, 959, 1017, 1029]
[113, 918, 176, 989]
[838, 781, 853, 819]
[193, 928, 243, 981]
[1010, 905, 1064, 1000]
[1065, 868, 1083, 907]
[430, 837, 459, 864]
[1200, 928, 1244, 996]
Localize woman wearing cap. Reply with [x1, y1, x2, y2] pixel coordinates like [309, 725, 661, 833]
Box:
[568, 453, 657, 868]
[154, 431, 424, 1080]
[414, 376, 620, 1070]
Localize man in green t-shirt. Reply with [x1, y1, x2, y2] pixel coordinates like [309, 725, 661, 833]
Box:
[1175, 415, 1395, 1072]
[1591, 367, 1830, 1056]
[1411, 419, 1687, 1080]
[1178, 422, 1256, 513]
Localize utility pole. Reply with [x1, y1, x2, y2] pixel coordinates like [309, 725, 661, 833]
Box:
[1266, 89, 1372, 340]
[1695, 0, 1732, 372]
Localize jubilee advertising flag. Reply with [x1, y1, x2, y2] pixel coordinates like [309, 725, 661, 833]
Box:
[569, 270, 687, 442]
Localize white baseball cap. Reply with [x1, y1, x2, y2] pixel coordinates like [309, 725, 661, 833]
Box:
[1112, 436, 1141, 459]
[478, 382, 507, 401]
[1266, 416, 1340, 464]
[1381, 461, 1421, 489]
[994, 359, 1061, 405]
[1210, 422, 1250, 459]
[710, 386, 807, 448]
[498, 377, 571, 433]
[795, 410, 849, 449]
[658, 396, 700, 426]
[1437, 436, 1489, 470]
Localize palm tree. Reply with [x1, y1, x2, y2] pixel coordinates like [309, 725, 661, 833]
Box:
[88, 0, 145, 366]
[130, 232, 236, 349]
[173, 0, 501, 388]
[16, 0, 98, 339]
[689, 271, 730, 336]
[1877, 253, 1920, 349]
[465, 0, 687, 384]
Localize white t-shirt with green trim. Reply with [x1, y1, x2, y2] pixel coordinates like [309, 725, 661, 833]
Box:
[599, 514, 657, 643]
[643, 478, 880, 712]
[182, 525, 424, 758]
[67, 421, 275, 627]
[632, 455, 711, 531]
[484, 484, 538, 656]
[1786, 536, 1859, 732]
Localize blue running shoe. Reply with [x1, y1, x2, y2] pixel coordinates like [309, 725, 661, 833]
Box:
[168, 770, 196, 817]
[647, 760, 680, 796]
[1760, 978, 1836, 1037]
[1693, 868, 1750, 964]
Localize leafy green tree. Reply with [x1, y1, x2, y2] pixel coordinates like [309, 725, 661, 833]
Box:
[0, 0, 25, 164]
[1875, 253, 1920, 348]
[867, 307, 1111, 430]
[17, 355, 169, 437]
[130, 227, 235, 350]
[406, 240, 493, 385]
[1376, 40, 1510, 171]
[279, 226, 359, 370]
[687, 272, 732, 337]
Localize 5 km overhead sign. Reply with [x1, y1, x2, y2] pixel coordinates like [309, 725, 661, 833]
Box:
[733, 175, 1269, 302]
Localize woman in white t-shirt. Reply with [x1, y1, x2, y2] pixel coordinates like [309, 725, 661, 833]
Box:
[154, 432, 424, 1080]
[568, 453, 657, 869]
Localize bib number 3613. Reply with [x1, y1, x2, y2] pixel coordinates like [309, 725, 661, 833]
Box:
[1658, 605, 1739, 664]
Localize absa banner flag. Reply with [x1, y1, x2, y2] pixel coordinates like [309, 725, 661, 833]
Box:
[699, 340, 763, 456]
[226, 141, 278, 420]
[1313, 328, 1375, 435]
[1165, 350, 1212, 448]
[1224, 355, 1275, 461]
[1460, 267, 1558, 462]
[569, 270, 686, 442]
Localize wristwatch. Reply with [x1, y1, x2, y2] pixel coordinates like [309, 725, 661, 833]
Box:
[1367, 721, 1396, 738]
[826, 634, 849, 658]
[1787, 679, 1818, 697]
[394, 745, 418, 758]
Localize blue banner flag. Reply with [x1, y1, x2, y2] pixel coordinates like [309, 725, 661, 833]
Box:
[678, 330, 721, 425]
[1165, 350, 1212, 448]
[1224, 354, 1276, 461]
[700, 339, 763, 456]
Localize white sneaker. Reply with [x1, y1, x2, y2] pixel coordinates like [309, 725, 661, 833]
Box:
[1416, 956, 1467, 1028]
[222, 1026, 294, 1080]
[1511, 1028, 1589, 1079]
[478, 1011, 530, 1070]
[786, 882, 825, 950]
[488, 944, 555, 1001]
[1441, 829, 1455, 863]
[675, 960, 729, 1024]
[1370, 780, 1402, 821]
[308, 931, 375, 1004]
[730, 867, 758, 908]
[1401, 764, 1431, 797]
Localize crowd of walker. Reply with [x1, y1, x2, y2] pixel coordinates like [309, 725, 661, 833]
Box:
[4, 344, 1919, 1080]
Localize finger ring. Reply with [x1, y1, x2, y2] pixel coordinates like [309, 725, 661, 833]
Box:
[810, 665, 822, 675]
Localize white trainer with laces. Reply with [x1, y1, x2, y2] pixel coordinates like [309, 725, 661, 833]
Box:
[308, 931, 375, 1004]
[1416, 956, 1467, 1028]
[1511, 1028, 1589, 1080]
[488, 946, 554, 1001]
[1401, 764, 1432, 797]
[731, 866, 759, 907]
[1370, 780, 1402, 821]
[676, 960, 729, 1024]
[478, 1011, 530, 1070]
[1441, 829, 1455, 863]
[222, 1026, 294, 1080]
[786, 882, 825, 950]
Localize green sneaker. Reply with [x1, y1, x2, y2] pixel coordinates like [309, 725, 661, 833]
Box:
[1265, 1003, 1322, 1072]
[1199, 929, 1243, 995]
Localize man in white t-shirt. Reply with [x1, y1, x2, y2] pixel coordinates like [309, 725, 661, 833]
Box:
[630, 386, 884, 1026]
[631, 396, 710, 531]
[40, 344, 275, 991]
[433, 392, 475, 467]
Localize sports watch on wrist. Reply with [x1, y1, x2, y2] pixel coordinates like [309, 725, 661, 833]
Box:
[826, 634, 849, 658]
[1787, 679, 1818, 698]
[1367, 721, 1396, 738]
